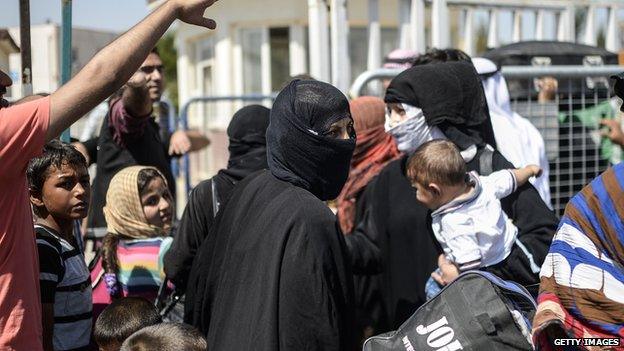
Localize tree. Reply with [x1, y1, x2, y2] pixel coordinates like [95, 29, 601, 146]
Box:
[157, 33, 178, 110]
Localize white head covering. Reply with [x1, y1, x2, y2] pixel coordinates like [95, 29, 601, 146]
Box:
[474, 57, 552, 208]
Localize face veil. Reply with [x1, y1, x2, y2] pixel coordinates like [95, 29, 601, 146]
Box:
[266, 80, 356, 201]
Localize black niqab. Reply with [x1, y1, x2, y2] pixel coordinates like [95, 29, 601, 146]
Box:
[267, 80, 356, 200]
[384, 61, 497, 150]
[221, 104, 270, 181]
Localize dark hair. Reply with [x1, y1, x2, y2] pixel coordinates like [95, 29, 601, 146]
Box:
[101, 167, 166, 297]
[407, 139, 466, 186]
[94, 297, 162, 349]
[120, 323, 207, 351]
[27, 140, 88, 217]
[412, 48, 472, 66]
[150, 47, 159, 56]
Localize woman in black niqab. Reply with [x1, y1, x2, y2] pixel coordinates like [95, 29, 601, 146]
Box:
[345, 61, 557, 334]
[185, 80, 357, 351]
[164, 104, 270, 291]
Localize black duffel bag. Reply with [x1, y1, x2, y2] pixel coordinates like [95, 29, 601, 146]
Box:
[363, 271, 536, 351]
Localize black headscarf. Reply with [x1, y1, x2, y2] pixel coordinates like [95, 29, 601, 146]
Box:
[220, 104, 270, 181]
[385, 61, 497, 150]
[267, 80, 356, 201]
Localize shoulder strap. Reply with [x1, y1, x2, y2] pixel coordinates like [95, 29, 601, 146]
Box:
[479, 145, 495, 176]
[211, 179, 220, 218]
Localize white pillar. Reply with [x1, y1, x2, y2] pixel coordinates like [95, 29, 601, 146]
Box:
[606, 6, 619, 52]
[289, 24, 307, 76]
[411, 0, 426, 53]
[487, 9, 499, 49]
[583, 5, 596, 46]
[398, 0, 411, 49]
[175, 36, 190, 108]
[308, 0, 330, 82]
[367, 0, 381, 70]
[462, 8, 475, 56]
[330, 0, 351, 92]
[535, 10, 546, 41]
[557, 6, 575, 42]
[512, 10, 522, 43]
[431, 0, 449, 48]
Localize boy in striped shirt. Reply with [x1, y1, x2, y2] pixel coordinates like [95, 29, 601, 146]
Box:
[28, 140, 92, 351]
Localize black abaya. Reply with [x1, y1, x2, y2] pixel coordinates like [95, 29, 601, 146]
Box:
[185, 171, 355, 350]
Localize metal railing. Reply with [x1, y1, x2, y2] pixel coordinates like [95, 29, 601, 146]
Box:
[350, 65, 624, 216]
[176, 95, 276, 201]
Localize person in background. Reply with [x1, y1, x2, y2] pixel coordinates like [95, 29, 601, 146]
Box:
[87, 47, 210, 229]
[0, 1, 218, 348]
[335, 96, 401, 343]
[91, 166, 174, 318]
[473, 57, 552, 208]
[94, 297, 162, 351]
[381, 49, 419, 89]
[164, 104, 270, 291]
[28, 140, 92, 351]
[185, 80, 356, 350]
[120, 323, 207, 351]
[345, 61, 557, 333]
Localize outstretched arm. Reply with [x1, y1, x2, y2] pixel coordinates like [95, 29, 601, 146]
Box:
[513, 164, 542, 188]
[47, 0, 218, 141]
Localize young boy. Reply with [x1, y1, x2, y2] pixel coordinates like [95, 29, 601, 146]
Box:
[94, 297, 162, 351]
[120, 323, 207, 351]
[27, 140, 92, 350]
[406, 140, 543, 298]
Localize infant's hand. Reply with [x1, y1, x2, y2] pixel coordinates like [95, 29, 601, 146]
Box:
[527, 165, 542, 178]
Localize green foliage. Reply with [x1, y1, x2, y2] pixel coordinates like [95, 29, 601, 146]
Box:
[157, 33, 178, 110]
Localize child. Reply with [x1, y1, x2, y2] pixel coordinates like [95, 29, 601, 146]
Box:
[92, 166, 174, 319]
[94, 297, 162, 351]
[406, 140, 543, 298]
[120, 323, 207, 351]
[27, 140, 92, 351]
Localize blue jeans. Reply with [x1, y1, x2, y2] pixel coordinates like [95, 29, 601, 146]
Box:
[425, 268, 444, 300]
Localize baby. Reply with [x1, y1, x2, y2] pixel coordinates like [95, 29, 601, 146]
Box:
[406, 140, 543, 299]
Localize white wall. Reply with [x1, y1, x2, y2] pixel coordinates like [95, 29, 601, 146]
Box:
[8, 24, 117, 99]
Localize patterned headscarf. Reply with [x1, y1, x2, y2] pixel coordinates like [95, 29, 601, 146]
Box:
[532, 162, 624, 348]
[103, 165, 168, 239]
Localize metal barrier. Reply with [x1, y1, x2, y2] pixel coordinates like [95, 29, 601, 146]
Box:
[349, 65, 624, 216]
[176, 95, 276, 200]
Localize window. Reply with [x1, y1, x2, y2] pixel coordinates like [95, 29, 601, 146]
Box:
[270, 27, 291, 92]
[240, 28, 263, 94]
[349, 27, 400, 81]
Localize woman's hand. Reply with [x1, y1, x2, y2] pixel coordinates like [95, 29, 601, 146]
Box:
[431, 254, 460, 286]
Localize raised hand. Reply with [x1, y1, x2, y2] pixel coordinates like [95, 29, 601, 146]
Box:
[172, 0, 218, 29]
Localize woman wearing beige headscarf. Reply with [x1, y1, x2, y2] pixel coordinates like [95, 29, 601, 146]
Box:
[91, 166, 174, 318]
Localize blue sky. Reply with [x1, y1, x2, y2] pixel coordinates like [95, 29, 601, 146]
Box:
[0, 0, 148, 33]
[0, 1, 618, 42]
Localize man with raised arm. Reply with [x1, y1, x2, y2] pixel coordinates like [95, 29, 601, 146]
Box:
[0, 1, 217, 348]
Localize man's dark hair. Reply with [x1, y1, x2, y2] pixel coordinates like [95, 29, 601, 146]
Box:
[27, 139, 87, 197]
[120, 323, 207, 351]
[94, 297, 162, 349]
[150, 46, 159, 56]
[412, 48, 472, 66]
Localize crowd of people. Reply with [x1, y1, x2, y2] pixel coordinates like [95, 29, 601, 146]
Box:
[1, 0, 624, 350]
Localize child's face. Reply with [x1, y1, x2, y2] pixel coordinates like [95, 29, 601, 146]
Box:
[38, 163, 90, 219]
[140, 176, 173, 230]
